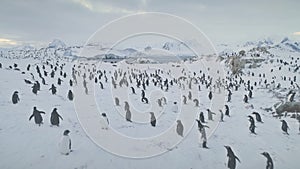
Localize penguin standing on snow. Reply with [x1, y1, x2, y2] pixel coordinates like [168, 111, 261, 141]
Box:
[199, 112, 205, 123]
[176, 120, 184, 137]
[208, 91, 213, 100]
[280, 120, 289, 135]
[100, 113, 109, 130]
[29, 107, 45, 126]
[150, 112, 156, 127]
[67, 90, 74, 101]
[206, 109, 216, 121]
[243, 95, 248, 103]
[219, 110, 224, 122]
[248, 115, 256, 134]
[252, 112, 263, 123]
[196, 119, 209, 148]
[59, 130, 72, 155]
[224, 146, 240, 169]
[225, 105, 230, 116]
[261, 152, 274, 169]
[125, 109, 132, 122]
[49, 84, 57, 95]
[50, 108, 63, 126]
[12, 91, 20, 104]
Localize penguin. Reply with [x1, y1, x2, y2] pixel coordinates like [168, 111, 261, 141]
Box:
[126, 109, 132, 122]
[176, 120, 184, 137]
[261, 152, 274, 169]
[287, 92, 296, 102]
[252, 112, 263, 123]
[50, 108, 63, 126]
[248, 90, 253, 98]
[150, 112, 156, 127]
[193, 99, 199, 107]
[206, 109, 215, 121]
[124, 101, 130, 111]
[59, 130, 72, 155]
[100, 113, 109, 130]
[115, 97, 120, 106]
[199, 112, 205, 123]
[24, 79, 32, 84]
[49, 84, 57, 95]
[243, 95, 248, 103]
[12, 91, 20, 104]
[208, 91, 213, 100]
[196, 119, 209, 148]
[182, 95, 187, 104]
[280, 120, 289, 135]
[29, 107, 45, 126]
[219, 110, 224, 122]
[67, 90, 74, 101]
[225, 105, 230, 116]
[224, 146, 240, 169]
[188, 91, 192, 100]
[248, 115, 256, 134]
[31, 83, 38, 95]
[130, 87, 136, 94]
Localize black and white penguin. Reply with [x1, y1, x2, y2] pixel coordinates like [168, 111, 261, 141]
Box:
[12, 91, 20, 104]
[193, 99, 199, 107]
[206, 109, 215, 121]
[29, 107, 45, 126]
[252, 112, 263, 123]
[130, 87, 136, 94]
[219, 110, 224, 122]
[243, 95, 248, 103]
[208, 91, 213, 100]
[199, 112, 205, 123]
[59, 130, 72, 155]
[50, 108, 63, 126]
[224, 146, 240, 169]
[67, 90, 74, 101]
[126, 109, 132, 122]
[115, 97, 120, 106]
[248, 115, 256, 134]
[280, 120, 289, 135]
[100, 113, 109, 130]
[225, 105, 230, 116]
[261, 152, 274, 169]
[150, 112, 156, 127]
[49, 84, 57, 95]
[287, 92, 296, 102]
[176, 120, 184, 137]
[182, 95, 187, 104]
[196, 119, 209, 148]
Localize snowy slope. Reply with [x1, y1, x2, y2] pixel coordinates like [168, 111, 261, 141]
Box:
[0, 39, 300, 169]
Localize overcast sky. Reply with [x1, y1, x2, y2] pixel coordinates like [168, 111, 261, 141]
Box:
[0, 0, 299, 47]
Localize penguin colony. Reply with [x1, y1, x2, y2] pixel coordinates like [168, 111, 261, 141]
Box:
[1, 46, 300, 168]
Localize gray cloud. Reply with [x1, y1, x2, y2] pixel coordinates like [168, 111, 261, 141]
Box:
[0, 0, 299, 47]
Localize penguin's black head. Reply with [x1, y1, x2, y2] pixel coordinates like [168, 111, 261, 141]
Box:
[261, 152, 270, 158]
[63, 130, 70, 135]
[102, 113, 106, 117]
[54, 108, 57, 111]
[33, 106, 37, 110]
[14, 91, 18, 94]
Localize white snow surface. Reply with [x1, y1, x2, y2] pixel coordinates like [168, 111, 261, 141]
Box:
[0, 41, 300, 169]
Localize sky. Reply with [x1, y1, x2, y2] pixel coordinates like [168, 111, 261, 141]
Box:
[0, 0, 299, 48]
